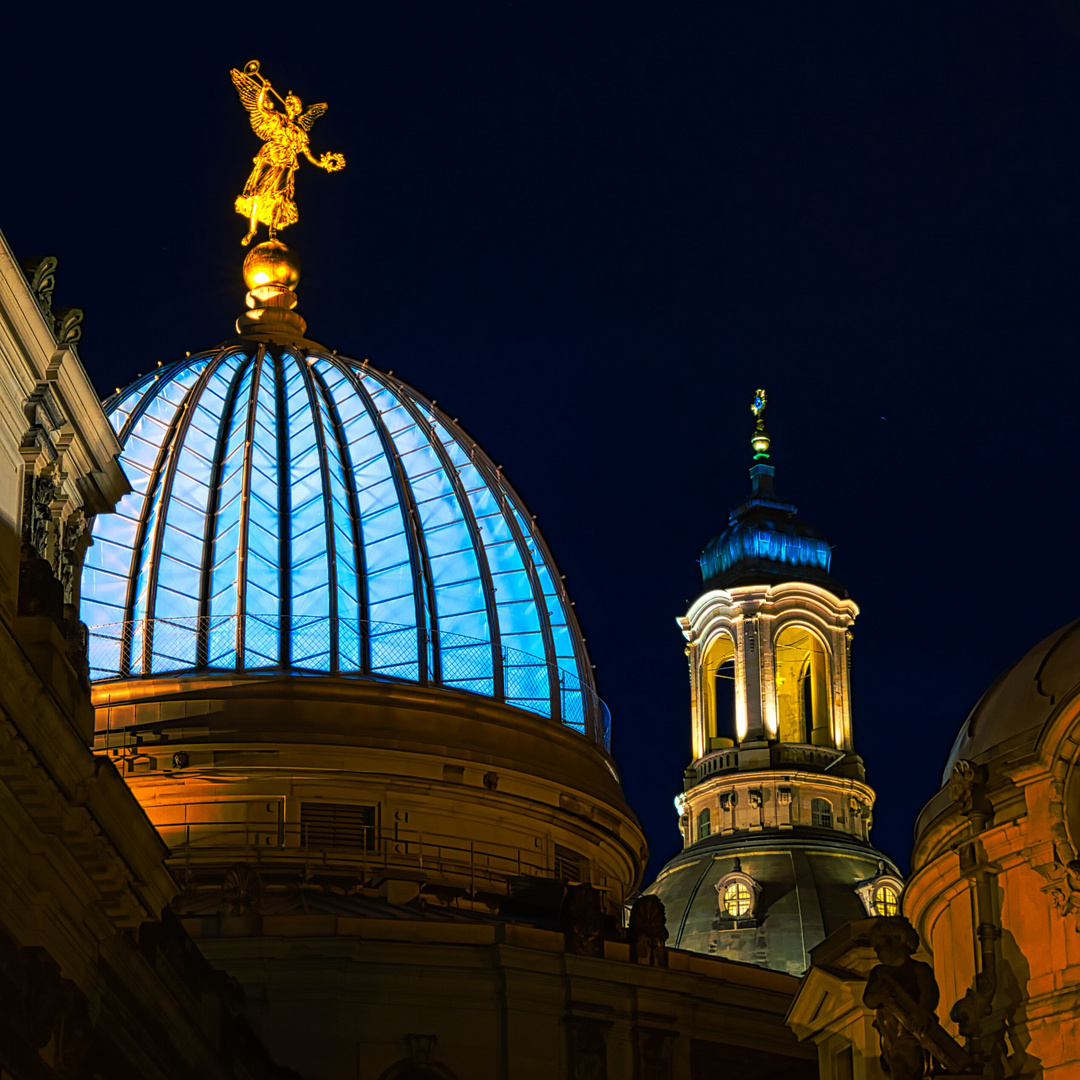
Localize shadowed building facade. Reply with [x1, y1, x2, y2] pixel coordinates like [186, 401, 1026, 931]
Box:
[0, 232, 294, 1080]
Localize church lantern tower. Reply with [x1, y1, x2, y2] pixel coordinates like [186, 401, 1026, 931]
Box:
[645, 391, 901, 975]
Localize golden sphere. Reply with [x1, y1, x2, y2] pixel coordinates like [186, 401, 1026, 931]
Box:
[243, 241, 301, 292]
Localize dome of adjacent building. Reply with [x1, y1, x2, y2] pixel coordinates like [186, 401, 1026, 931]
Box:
[942, 617, 1080, 782]
[80, 343, 605, 745]
[646, 833, 901, 976]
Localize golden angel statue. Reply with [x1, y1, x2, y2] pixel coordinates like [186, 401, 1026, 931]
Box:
[230, 61, 346, 246]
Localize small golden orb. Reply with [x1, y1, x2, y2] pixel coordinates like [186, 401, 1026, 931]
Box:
[243, 241, 301, 292]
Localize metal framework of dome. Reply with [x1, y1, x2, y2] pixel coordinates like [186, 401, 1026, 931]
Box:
[80, 344, 606, 745]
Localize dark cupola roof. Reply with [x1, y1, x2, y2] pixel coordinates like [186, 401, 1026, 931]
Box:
[698, 391, 838, 591]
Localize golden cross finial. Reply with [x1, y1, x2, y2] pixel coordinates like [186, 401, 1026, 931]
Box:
[230, 60, 346, 247]
[750, 389, 770, 460]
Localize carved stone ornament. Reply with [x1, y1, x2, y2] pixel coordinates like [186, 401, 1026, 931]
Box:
[222, 862, 262, 915]
[777, 786, 792, 805]
[748, 788, 763, 809]
[628, 894, 668, 967]
[18, 257, 84, 344]
[20, 255, 58, 315]
[949, 759, 991, 820]
[1027, 729, 1080, 930]
[24, 470, 58, 562]
[562, 883, 605, 957]
[1037, 840, 1080, 926]
[52, 307, 84, 345]
[60, 509, 86, 604]
[719, 790, 737, 811]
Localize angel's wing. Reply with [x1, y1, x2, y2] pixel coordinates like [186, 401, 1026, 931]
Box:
[296, 103, 328, 133]
[230, 68, 279, 142]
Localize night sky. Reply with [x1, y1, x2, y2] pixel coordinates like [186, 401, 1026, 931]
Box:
[6, 3, 1080, 881]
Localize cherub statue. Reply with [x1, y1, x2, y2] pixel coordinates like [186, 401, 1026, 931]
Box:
[863, 917, 940, 1080]
[230, 61, 346, 246]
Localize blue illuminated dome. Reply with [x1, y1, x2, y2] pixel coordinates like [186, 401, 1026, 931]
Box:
[80, 344, 605, 744]
[699, 462, 836, 590]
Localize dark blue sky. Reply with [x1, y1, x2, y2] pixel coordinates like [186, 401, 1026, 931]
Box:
[6, 2, 1080, 878]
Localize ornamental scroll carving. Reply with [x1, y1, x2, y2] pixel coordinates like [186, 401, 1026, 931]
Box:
[59, 509, 87, 605]
[1023, 717, 1080, 931]
[1031, 778, 1080, 928]
[23, 470, 58, 563]
[20, 255, 57, 315]
[19, 256, 83, 344]
[222, 862, 262, 915]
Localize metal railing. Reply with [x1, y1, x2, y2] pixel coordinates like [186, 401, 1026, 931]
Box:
[163, 819, 578, 896]
[88, 615, 611, 748]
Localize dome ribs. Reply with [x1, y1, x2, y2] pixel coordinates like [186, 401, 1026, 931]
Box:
[377, 380, 504, 705]
[308, 357, 371, 676]
[123, 357, 215, 675]
[337, 363, 430, 682]
[196, 349, 255, 669]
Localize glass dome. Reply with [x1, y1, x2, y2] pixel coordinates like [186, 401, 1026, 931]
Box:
[80, 344, 606, 745]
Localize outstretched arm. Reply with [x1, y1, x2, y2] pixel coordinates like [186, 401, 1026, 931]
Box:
[304, 149, 347, 172]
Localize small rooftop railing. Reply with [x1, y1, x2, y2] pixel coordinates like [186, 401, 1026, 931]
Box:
[161, 820, 586, 897]
[87, 615, 611, 749]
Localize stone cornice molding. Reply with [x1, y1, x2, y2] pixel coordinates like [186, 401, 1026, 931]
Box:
[0, 229, 127, 521]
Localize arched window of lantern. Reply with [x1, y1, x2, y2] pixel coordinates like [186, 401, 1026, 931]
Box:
[697, 807, 712, 841]
[703, 631, 738, 748]
[715, 858, 761, 922]
[811, 797, 833, 829]
[774, 623, 831, 746]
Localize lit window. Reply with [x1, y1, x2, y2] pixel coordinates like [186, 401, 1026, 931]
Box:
[873, 885, 899, 917]
[811, 798, 833, 828]
[697, 808, 711, 840]
[724, 882, 752, 917]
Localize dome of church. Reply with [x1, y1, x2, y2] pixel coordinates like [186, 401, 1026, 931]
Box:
[941, 616, 1080, 781]
[647, 833, 899, 976]
[79, 342, 605, 744]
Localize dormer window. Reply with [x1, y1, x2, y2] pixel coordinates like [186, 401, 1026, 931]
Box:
[873, 884, 899, 917]
[855, 862, 904, 918]
[715, 858, 761, 921]
[722, 881, 752, 917]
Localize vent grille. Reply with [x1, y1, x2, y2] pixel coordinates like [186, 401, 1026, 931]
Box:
[554, 844, 587, 883]
[301, 802, 377, 850]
